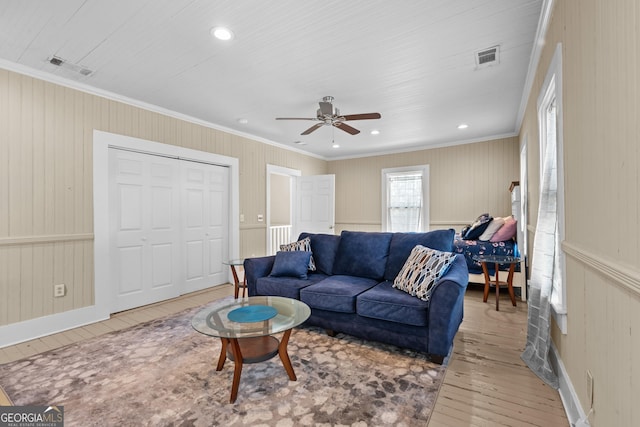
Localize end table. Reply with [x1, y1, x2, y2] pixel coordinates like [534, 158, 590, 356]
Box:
[473, 255, 521, 311]
[223, 259, 246, 298]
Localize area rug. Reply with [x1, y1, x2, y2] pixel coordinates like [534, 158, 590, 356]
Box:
[0, 305, 446, 426]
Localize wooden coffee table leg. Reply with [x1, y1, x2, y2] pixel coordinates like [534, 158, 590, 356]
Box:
[217, 338, 228, 371]
[228, 338, 244, 403]
[278, 329, 297, 381]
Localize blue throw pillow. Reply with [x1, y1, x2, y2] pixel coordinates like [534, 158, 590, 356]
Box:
[269, 251, 312, 279]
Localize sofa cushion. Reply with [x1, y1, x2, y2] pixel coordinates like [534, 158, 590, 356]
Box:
[280, 237, 316, 271]
[384, 229, 455, 281]
[269, 251, 312, 279]
[393, 245, 456, 301]
[256, 273, 328, 299]
[357, 281, 429, 327]
[300, 275, 379, 313]
[332, 231, 393, 280]
[298, 233, 341, 275]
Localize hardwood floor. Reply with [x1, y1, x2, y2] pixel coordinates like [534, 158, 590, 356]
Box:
[430, 288, 568, 426]
[0, 285, 568, 426]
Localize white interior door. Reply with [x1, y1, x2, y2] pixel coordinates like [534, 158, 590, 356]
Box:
[293, 174, 335, 236]
[182, 162, 229, 293]
[109, 149, 181, 312]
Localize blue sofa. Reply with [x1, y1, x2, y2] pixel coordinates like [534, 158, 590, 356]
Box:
[243, 229, 469, 364]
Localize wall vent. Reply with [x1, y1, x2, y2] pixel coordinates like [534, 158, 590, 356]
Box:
[475, 45, 500, 68]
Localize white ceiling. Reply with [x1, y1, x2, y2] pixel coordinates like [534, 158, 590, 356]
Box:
[0, 0, 543, 159]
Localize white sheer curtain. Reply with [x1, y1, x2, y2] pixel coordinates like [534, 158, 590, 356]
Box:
[521, 114, 560, 389]
[387, 173, 422, 232]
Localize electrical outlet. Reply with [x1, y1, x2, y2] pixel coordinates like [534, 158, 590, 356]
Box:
[257, 214, 263, 222]
[586, 370, 594, 409]
[54, 284, 66, 298]
[240, 213, 245, 222]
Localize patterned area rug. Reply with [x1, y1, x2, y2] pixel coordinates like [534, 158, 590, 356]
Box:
[0, 305, 446, 426]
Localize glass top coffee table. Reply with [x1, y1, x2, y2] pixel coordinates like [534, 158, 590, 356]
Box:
[473, 255, 521, 311]
[192, 296, 311, 403]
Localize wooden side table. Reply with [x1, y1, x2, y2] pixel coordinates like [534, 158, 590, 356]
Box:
[223, 259, 246, 298]
[473, 255, 521, 311]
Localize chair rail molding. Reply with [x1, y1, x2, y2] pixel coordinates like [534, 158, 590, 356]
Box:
[0, 233, 93, 246]
[562, 240, 640, 296]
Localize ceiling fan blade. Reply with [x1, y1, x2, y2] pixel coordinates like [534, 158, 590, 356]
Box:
[319, 101, 333, 116]
[342, 113, 381, 121]
[275, 117, 317, 120]
[334, 122, 360, 135]
[301, 123, 324, 135]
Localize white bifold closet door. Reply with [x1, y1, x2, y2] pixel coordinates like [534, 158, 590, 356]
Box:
[109, 149, 229, 313]
[182, 161, 229, 294]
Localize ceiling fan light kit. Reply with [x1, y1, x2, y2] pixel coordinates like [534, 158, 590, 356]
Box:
[276, 96, 381, 136]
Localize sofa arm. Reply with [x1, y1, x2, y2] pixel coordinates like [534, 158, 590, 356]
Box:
[427, 255, 469, 357]
[243, 256, 275, 296]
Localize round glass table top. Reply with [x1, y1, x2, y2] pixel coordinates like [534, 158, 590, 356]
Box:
[222, 259, 245, 266]
[191, 296, 311, 339]
[472, 254, 521, 264]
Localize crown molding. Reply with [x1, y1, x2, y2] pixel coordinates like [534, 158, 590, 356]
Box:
[515, 0, 556, 132]
[0, 58, 326, 161]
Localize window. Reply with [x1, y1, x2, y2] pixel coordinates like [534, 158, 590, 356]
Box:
[536, 43, 567, 333]
[382, 166, 429, 232]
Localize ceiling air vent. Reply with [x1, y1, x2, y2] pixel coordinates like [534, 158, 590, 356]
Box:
[49, 56, 64, 66]
[475, 45, 500, 68]
[48, 55, 94, 77]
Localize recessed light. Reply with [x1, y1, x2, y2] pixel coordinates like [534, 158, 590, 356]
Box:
[332, 143, 340, 149]
[294, 140, 306, 145]
[237, 118, 248, 124]
[211, 27, 234, 41]
[457, 124, 469, 129]
[370, 130, 380, 135]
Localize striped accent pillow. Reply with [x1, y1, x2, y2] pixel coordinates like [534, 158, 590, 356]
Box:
[280, 237, 316, 271]
[393, 245, 456, 301]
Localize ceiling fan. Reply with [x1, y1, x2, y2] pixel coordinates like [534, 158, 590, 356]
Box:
[276, 96, 381, 135]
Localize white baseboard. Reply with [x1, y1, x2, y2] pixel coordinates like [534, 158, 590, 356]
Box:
[0, 306, 109, 349]
[549, 342, 591, 426]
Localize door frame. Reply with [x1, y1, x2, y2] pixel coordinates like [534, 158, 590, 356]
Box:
[266, 164, 301, 254]
[94, 130, 240, 317]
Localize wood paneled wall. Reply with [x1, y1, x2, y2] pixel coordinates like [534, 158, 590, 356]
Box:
[0, 69, 326, 326]
[519, 1, 640, 425]
[327, 137, 520, 234]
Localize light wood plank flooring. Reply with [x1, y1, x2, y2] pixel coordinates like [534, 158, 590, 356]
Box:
[0, 285, 568, 426]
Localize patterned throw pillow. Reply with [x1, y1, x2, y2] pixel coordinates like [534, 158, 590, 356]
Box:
[280, 237, 316, 271]
[393, 245, 456, 301]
